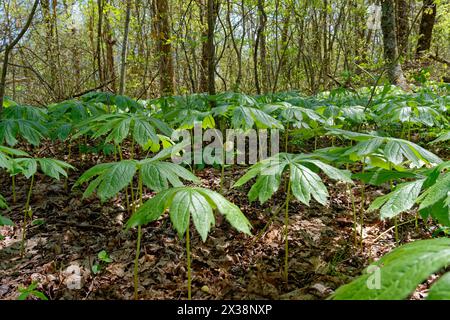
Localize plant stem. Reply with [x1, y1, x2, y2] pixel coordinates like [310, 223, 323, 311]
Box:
[137, 173, 143, 205]
[133, 225, 142, 300]
[373, 218, 416, 243]
[20, 174, 34, 257]
[359, 158, 366, 250]
[220, 146, 225, 194]
[67, 142, 72, 162]
[186, 223, 192, 300]
[133, 175, 144, 300]
[394, 216, 399, 244]
[283, 178, 292, 283]
[348, 184, 358, 246]
[12, 175, 16, 204]
[118, 144, 131, 215]
[388, 164, 399, 244]
[284, 123, 289, 153]
[251, 205, 283, 244]
[415, 212, 419, 232]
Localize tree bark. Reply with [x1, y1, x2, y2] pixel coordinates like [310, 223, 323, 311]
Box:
[206, 0, 218, 96]
[416, 0, 436, 56]
[104, 11, 116, 92]
[254, 0, 268, 94]
[381, 0, 408, 90]
[119, 0, 132, 95]
[395, 0, 409, 55]
[97, 0, 104, 84]
[0, 0, 39, 116]
[153, 0, 174, 96]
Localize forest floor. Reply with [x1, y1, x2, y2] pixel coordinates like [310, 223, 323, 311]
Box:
[0, 142, 440, 300]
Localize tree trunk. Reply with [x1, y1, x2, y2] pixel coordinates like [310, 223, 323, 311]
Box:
[416, 0, 436, 56]
[254, 0, 268, 94]
[97, 0, 104, 84]
[0, 0, 39, 116]
[199, 1, 209, 93]
[153, 0, 174, 96]
[119, 0, 132, 95]
[104, 12, 116, 92]
[41, 0, 60, 98]
[381, 0, 408, 90]
[206, 0, 218, 96]
[395, 0, 409, 55]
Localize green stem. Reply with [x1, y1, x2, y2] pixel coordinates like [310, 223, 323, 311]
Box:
[220, 146, 225, 194]
[283, 179, 292, 283]
[284, 123, 289, 153]
[388, 164, 399, 244]
[12, 175, 16, 204]
[394, 216, 399, 244]
[65, 144, 70, 192]
[349, 184, 357, 246]
[133, 175, 144, 300]
[408, 123, 411, 141]
[118, 145, 131, 215]
[359, 158, 366, 250]
[137, 173, 143, 204]
[251, 206, 283, 244]
[186, 223, 192, 300]
[133, 225, 142, 300]
[415, 212, 419, 232]
[20, 174, 34, 257]
[67, 142, 72, 161]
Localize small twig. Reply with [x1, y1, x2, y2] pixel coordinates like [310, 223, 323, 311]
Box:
[54, 222, 110, 231]
[373, 218, 416, 243]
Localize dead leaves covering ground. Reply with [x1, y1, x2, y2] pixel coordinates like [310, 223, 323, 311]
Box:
[0, 148, 435, 300]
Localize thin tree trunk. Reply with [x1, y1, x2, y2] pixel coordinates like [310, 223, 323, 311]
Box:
[97, 0, 104, 84]
[0, 0, 39, 116]
[104, 12, 116, 92]
[395, 0, 409, 55]
[254, 0, 268, 94]
[381, 0, 408, 90]
[199, 1, 209, 93]
[416, 0, 436, 56]
[153, 0, 174, 96]
[119, 0, 132, 95]
[207, 0, 218, 96]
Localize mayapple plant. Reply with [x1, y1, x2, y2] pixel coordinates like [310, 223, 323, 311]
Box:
[0, 194, 14, 234]
[126, 186, 252, 300]
[327, 128, 442, 245]
[368, 161, 450, 226]
[233, 152, 352, 281]
[10, 157, 74, 256]
[0, 145, 30, 203]
[261, 101, 323, 152]
[73, 152, 200, 299]
[72, 112, 173, 154]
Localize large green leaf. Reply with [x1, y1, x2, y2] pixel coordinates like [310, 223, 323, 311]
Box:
[126, 187, 251, 242]
[169, 190, 192, 238]
[290, 162, 328, 205]
[368, 179, 425, 219]
[75, 156, 199, 202]
[248, 174, 281, 204]
[353, 169, 417, 186]
[427, 272, 450, 300]
[235, 153, 350, 207]
[419, 173, 450, 212]
[331, 238, 450, 300]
